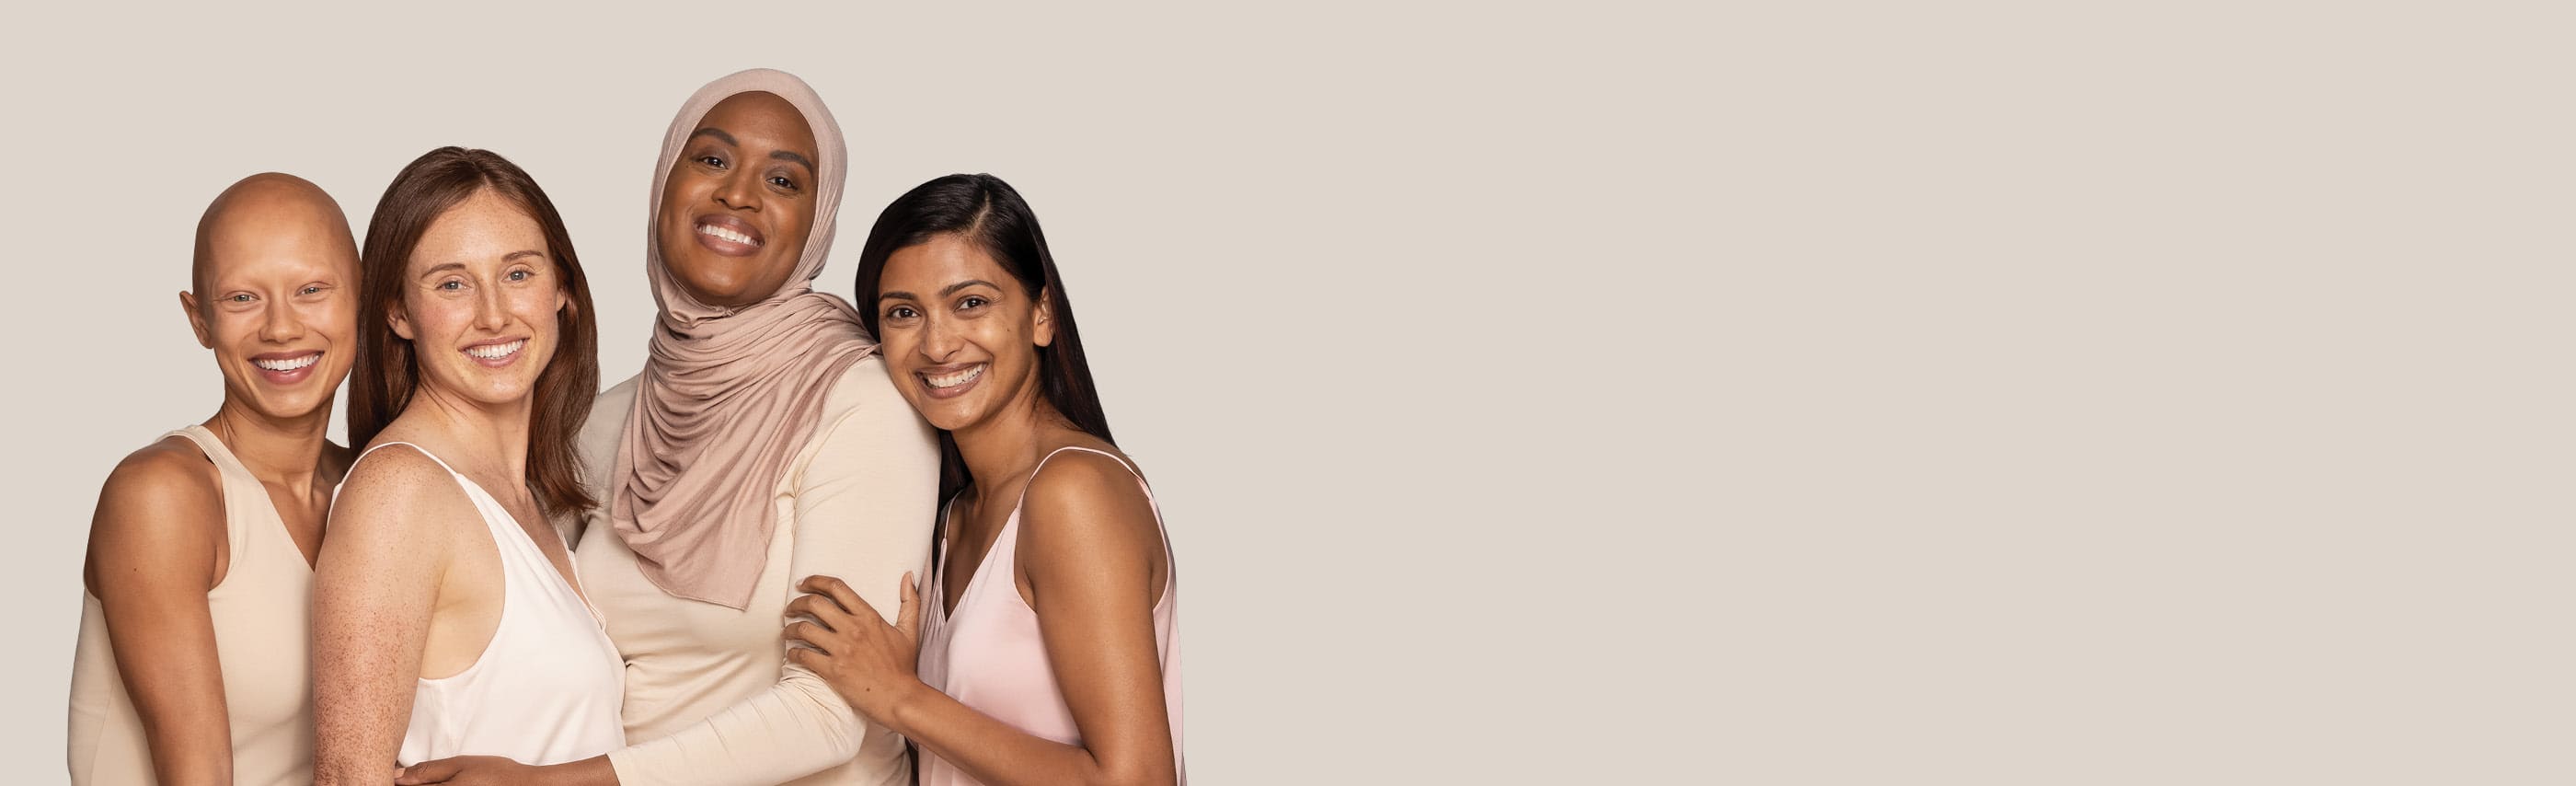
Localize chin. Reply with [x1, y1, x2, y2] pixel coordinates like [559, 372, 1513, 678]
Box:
[247, 394, 330, 422]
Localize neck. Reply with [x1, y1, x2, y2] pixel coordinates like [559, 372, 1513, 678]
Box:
[953, 382, 1067, 502]
[400, 382, 538, 486]
[204, 395, 333, 494]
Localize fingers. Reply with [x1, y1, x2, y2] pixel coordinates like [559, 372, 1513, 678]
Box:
[395, 759, 456, 784]
[784, 594, 843, 633]
[799, 574, 884, 622]
[894, 571, 923, 640]
[785, 619, 834, 653]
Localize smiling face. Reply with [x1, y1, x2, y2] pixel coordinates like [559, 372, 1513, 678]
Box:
[388, 189, 569, 409]
[655, 90, 821, 308]
[872, 234, 1054, 433]
[183, 177, 362, 422]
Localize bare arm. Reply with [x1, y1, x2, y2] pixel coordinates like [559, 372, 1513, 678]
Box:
[791, 451, 1179, 786]
[311, 446, 458, 785]
[84, 445, 234, 786]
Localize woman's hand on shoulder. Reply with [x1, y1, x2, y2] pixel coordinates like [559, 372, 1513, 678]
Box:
[784, 572, 930, 725]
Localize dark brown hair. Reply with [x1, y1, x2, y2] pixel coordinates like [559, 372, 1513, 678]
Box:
[349, 146, 600, 514]
[851, 174, 1111, 503]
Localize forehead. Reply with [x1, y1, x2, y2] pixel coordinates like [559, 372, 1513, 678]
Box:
[408, 191, 548, 270]
[203, 208, 357, 285]
[697, 91, 818, 154]
[882, 235, 1006, 290]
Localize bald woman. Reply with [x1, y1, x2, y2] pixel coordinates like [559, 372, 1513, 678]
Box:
[67, 173, 362, 785]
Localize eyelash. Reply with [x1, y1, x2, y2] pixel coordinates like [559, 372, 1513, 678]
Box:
[697, 151, 801, 192]
[882, 295, 994, 322]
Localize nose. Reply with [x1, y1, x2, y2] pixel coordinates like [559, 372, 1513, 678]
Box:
[259, 296, 305, 343]
[715, 166, 759, 212]
[918, 312, 963, 363]
[474, 283, 508, 331]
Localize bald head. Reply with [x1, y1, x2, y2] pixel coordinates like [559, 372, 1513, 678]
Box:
[192, 173, 359, 300]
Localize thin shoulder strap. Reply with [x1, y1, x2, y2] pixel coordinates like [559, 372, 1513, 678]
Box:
[348, 441, 462, 477]
[1010, 445, 1155, 515]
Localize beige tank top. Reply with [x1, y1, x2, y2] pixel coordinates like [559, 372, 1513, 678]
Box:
[67, 425, 316, 785]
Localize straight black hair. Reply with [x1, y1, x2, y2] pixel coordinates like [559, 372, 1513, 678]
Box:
[851, 174, 1111, 503]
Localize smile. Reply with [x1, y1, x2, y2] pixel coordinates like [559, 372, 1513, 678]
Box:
[926, 364, 984, 389]
[697, 222, 760, 248]
[465, 339, 525, 361]
[252, 353, 321, 372]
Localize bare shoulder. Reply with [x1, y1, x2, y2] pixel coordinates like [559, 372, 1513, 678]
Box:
[98, 437, 224, 518]
[1019, 445, 1160, 549]
[87, 437, 225, 590]
[331, 443, 473, 541]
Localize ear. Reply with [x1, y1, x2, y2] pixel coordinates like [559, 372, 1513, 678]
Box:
[388, 300, 414, 341]
[1032, 287, 1056, 348]
[178, 291, 213, 349]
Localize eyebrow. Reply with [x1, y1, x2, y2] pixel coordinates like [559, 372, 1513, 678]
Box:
[770, 149, 816, 173]
[414, 251, 545, 279]
[689, 127, 737, 146]
[877, 279, 1003, 304]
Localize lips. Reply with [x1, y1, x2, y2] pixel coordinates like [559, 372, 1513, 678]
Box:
[693, 214, 765, 256]
[918, 363, 985, 400]
[462, 338, 526, 367]
[250, 351, 323, 386]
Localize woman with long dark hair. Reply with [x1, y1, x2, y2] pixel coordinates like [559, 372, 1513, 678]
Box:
[786, 174, 1186, 786]
[311, 146, 622, 784]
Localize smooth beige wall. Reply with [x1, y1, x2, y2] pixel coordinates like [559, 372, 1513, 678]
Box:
[5, 2, 2569, 783]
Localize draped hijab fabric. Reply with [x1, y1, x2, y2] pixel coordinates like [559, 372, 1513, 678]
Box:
[611, 68, 878, 609]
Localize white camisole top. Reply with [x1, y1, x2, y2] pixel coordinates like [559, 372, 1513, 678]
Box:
[346, 442, 627, 767]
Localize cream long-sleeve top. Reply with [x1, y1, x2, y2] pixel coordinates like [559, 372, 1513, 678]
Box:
[570, 356, 940, 786]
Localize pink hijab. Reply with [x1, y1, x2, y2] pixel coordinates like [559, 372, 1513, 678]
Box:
[611, 69, 877, 609]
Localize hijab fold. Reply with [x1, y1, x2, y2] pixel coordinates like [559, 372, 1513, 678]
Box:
[611, 68, 876, 609]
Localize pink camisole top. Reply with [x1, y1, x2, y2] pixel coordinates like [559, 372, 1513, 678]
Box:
[916, 446, 1185, 785]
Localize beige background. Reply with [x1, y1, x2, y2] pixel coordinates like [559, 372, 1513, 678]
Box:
[4, 2, 2569, 783]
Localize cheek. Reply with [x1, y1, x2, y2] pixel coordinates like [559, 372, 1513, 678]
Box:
[512, 287, 565, 333]
[207, 312, 259, 349]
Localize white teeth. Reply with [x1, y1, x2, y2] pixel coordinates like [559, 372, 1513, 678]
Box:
[254, 353, 320, 371]
[465, 340, 525, 360]
[926, 364, 985, 389]
[697, 224, 758, 247]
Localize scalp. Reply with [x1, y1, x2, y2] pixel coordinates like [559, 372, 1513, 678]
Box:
[192, 172, 360, 295]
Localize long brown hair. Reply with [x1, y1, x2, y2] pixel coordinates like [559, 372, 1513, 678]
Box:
[349, 146, 600, 514]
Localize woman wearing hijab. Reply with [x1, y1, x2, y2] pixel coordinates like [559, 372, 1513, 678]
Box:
[396, 69, 938, 786]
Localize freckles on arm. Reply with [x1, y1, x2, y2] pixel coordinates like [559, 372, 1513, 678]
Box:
[310, 450, 456, 785]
